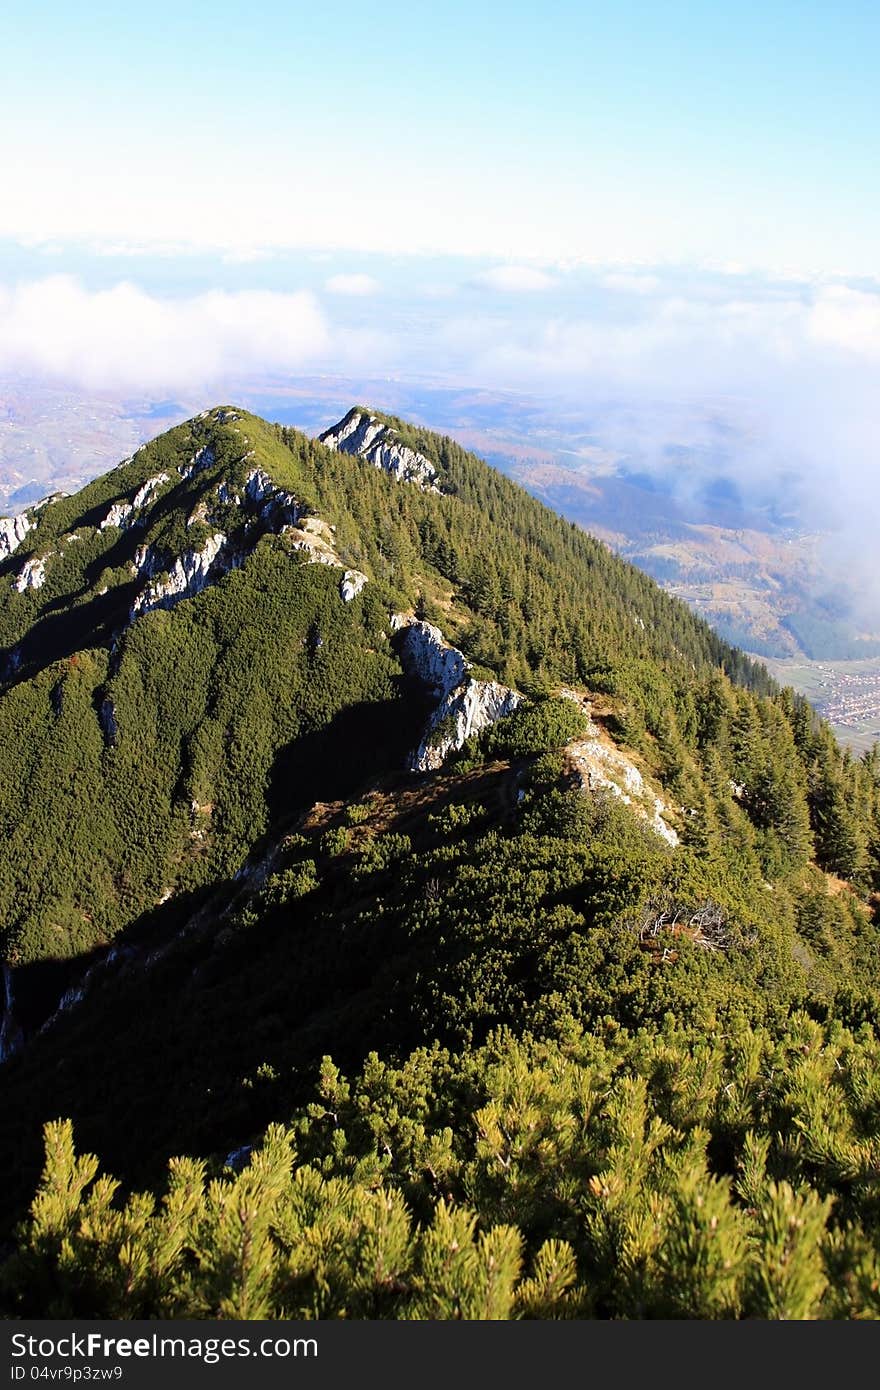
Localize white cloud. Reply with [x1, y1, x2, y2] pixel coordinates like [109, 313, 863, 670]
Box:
[88, 240, 204, 260]
[324, 273, 381, 297]
[472, 265, 557, 293]
[463, 287, 841, 392]
[450, 276, 880, 618]
[0, 276, 332, 391]
[598, 272, 662, 295]
[221, 247, 276, 265]
[808, 285, 880, 361]
[0, 258, 878, 621]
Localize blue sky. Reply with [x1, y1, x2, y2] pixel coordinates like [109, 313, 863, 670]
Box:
[2, 0, 878, 271]
[0, 1, 877, 615]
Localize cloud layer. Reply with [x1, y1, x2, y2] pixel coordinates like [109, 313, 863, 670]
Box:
[324, 273, 380, 297]
[0, 277, 332, 391]
[471, 265, 558, 293]
[0, 261, 877, 617]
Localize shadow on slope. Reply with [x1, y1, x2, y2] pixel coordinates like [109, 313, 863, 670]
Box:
[266, 683, 433, 824]
[0, 689, 437, 1232]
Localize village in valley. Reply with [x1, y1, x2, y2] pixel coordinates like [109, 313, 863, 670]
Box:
[760, 655, 880, 755]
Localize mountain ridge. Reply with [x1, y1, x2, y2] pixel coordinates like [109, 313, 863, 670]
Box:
[0, 403, 783, 970]
[0, 403, 878, 1317]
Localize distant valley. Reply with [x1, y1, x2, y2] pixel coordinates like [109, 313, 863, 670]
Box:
[758, 655, 880, 755]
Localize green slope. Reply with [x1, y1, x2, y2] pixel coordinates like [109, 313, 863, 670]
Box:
[0, 403, 779, 969]
[0, 404, 878, 1316]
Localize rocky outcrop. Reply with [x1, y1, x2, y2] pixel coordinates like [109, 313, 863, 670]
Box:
[14, 556, 48, 593]
[271, 514, 370, 601]
[131, 533, 227, 618]
[131, 543, 160, 581]
[132, 474, 169, 509]
[393, 615, 468, 689]
[418, 679, 522, 771]
[567, 735, 679, 847]
[33, 491, 67, 510]
[101, 500, 136, 530]
[282, 515, 338, 565]
[204, 469, 302, 532]
[178, 445, 216, 481]
[216, 480, 239, 506]
[100, 472, 170, 531]
[289, 537, 341, 566]
[125, 461, 308, 619]
[340, 570, 368, 602]
[53, 439, 366, 631]
[393, 617, 522, 771]
[243, 469, 278, 504]
[0, 512, 32, 560]
[242, 470, 302, 527]
[320, 409, 439, 491]
[125, 481, 338, 621]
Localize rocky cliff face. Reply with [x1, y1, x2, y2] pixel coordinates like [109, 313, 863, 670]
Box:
[393, 616, 522, 771]
[130, 533, 228, 618]
[340, 570, 369, 602]
[0, 512, 32, 560]
[100, 473, 171, 531]
[121, 461, 310, 621]
[320, 409, 439, 491]
[13, 557, 48, 593]
[123, 467, 366, 623]
[178, 444, 217, 481]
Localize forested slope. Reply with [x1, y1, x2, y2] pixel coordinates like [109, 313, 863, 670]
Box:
[0, 405, 878, 1318]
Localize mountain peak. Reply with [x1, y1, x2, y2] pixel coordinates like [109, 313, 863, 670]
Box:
[319, 407, 440, 491]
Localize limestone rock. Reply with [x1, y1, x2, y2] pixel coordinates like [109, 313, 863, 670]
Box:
[320, 409, 439, 491]
[14, 556, 48, 593]
[394, 617, 522, 771]
[0, 512, 32, 560]
[178, 445, 216, 481]
[100, 501, 132, 531]
[567, 736, 679, 847]
[100, 472, 169, 531]
[131, 533, 227, 618]
[340, 570, 368, 602]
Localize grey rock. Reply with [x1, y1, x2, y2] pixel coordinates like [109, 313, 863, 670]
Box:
[340, 569, 368, 602]
[13, 556, 48, 592]
[100, 472, 169, 531]
[567, 736, 679, 847]
[131, 533, 227, 618]
[320, 409, 439, 491]
[0, 512, 32, 560]
[394, 617, 522, 771]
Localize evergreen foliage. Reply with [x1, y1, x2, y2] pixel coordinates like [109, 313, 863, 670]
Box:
[6, 1010, 880, 1319]
[0, 404, 878, 1318]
